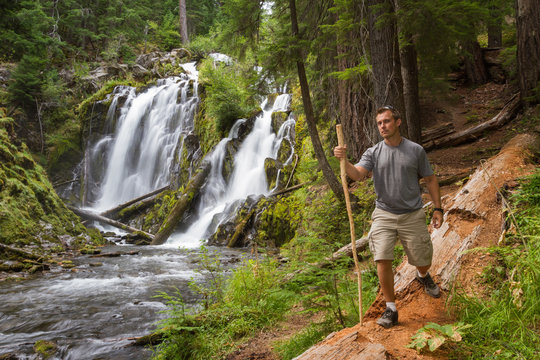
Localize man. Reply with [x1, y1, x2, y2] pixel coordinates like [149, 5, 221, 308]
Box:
[334, 105, 443, 329]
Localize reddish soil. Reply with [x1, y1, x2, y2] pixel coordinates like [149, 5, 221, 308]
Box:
[226, 82, 539, 360]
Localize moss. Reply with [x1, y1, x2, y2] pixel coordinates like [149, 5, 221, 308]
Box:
[255, 196, 302, 248]
[194, 89, 221, 156]
[33, 340, 57, 358]
[0, 119, 102, 260]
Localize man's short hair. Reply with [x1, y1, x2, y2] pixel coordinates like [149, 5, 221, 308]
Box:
[377, 105, 401, 121]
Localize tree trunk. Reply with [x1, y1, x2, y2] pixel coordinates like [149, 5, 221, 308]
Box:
[367, 0, 408, 138]
[179, 0, 189, 44]
[67, 205, 155, 241]
[152, 163, 211, 245]
[335, 2, 374, 159]
[516, 0, 540, 104]
[289, 0, 344, 200]
[487, 6, 502, 48]
[100, 185, 169, 218]
[399, 33, 422, 143]
[464, 40, 489, 85]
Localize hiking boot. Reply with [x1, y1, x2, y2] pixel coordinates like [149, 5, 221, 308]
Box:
[416, 272, 441, 298]
[376, 308, 398, 328]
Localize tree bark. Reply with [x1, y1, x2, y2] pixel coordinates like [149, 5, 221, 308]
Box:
[335, 2, 374, 158]
[464, 40, 489, 85]
[179, 0, 189, 44]
[516, 0, 540, 104]
[151, 163, 211, 245]
[67, 205, 155, 241]
[487, 6, 503, 48]
[289, 0, 344, 200]
[399, 33, 422, 143]
[367, 0, 408, 138]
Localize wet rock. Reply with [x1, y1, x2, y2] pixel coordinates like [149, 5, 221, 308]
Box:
[0, 261, 24, 272]
[271, 111, 288, 133]
[122, 233, 151, 245]
[34, 340, 57, 359]
[131, 63, 150, 81]
[264, 158, 281, 190]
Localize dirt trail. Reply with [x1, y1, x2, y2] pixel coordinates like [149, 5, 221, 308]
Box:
[227, 83, 539, 360]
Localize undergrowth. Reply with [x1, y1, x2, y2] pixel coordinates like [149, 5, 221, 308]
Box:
[152, 170, 379, 359]
[449, 168, 540, 359]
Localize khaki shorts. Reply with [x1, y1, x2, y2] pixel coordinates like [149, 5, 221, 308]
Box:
[368, 207, 433, 267]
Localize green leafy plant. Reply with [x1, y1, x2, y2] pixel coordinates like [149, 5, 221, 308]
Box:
[407, 322, 471, 352]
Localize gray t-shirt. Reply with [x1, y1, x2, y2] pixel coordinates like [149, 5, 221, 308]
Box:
[356, 138, 433, 214]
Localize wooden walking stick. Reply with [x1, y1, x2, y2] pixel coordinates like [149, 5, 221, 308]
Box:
[336, 124, 363, 325]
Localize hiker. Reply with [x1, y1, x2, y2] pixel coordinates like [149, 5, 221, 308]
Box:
[333, 105, 444, 329]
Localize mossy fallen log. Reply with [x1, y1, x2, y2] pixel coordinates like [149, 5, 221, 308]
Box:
[151, 163, 211, 245]
[227, 208, 256, 248]
[67, 205, 154, 241]
[0, 243, 42, 261]
[100, 185, 169, 218]
[423, 93, 521, 151]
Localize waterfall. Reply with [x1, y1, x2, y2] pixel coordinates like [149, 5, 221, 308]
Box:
[85, 63, 199, 211]
[84, 60, 294, 248]
[167, 94, 294, 248]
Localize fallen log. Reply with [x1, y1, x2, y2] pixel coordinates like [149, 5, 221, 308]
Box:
[423, 93, 521, 151]
[100, 185, 169, 218]
[283, 237, 369, 282]
[269, 182, 308, 197]
[151, 163, 211, 245]
[0, 243, 43, 261]
[393, 133, 538, 296]
[67, 205, 155, 241]
[89, 250, 140, 258]
[421, 122, 455, 143]
[227, 208, 256, 248]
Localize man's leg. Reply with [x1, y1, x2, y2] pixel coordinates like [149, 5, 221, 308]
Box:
[377, 260, 395, 302]
[416, 264, 430, 277]
[397, 209, 440, 298]
[376, 260, 398, 328]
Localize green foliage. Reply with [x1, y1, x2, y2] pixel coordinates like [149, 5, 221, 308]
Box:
[198, 58, 258, 134]
[274, 322, 334, 360]
[148, 12, 182, 52]
[449, 169, 540, 359]
[187, 246, 228, 308]
[396, 0, 488, 87]
[153, 255, 295, 360]
[407, 322, 471, 353]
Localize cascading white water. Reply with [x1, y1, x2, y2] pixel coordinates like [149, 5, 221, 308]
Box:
[88, 63, 199, 211]
[85, 61, 294, 248]
[167, 94, 294, 248]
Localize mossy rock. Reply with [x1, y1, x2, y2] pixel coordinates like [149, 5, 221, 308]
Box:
[33, 340, 57, 359]
[264, 158, 281, 191]
[0, 118, 103, 261]
[254, 196, 302, 248]
[271, 111, 288, 134]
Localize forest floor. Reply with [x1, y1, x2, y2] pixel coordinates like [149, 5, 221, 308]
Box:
[226, 81, 539, 360]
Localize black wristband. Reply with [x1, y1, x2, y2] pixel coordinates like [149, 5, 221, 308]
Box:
[433, 207, 444, 214]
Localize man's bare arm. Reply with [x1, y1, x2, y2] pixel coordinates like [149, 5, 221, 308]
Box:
[424, 174, 443, 228]
[333, 146, 370, 181]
